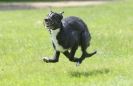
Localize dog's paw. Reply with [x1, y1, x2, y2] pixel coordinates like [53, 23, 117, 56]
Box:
[42, 57, 49, 63]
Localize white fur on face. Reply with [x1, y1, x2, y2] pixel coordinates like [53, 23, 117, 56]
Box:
[51, 29, 67, 52]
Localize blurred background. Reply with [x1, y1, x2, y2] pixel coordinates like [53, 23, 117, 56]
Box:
[0, 0, 111, 10]
[0, 0, 133, 86]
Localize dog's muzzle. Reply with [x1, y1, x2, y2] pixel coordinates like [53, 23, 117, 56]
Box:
[44, 18, 59, 30]
[44, 18, 52, 27]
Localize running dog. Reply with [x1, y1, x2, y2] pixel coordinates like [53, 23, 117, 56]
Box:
[43, 11, 96, 66]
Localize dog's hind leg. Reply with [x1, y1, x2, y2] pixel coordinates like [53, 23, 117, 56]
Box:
[78, 31, 97, 64]
[43, 51, 60, 63]
[63, 44, 80, 62]
[63, 51, 79, 62]
[79, 49, 97, 63]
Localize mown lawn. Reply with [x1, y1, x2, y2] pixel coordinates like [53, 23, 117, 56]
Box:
[0, 0, 133, 86]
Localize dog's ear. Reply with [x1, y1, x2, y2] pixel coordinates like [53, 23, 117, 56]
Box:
[49, 10, 54, 16]
[47, 9, 54, 16]
[50, 11, 54, 13]
[58, 11, 64, 20]
[60, 11, 64, 15]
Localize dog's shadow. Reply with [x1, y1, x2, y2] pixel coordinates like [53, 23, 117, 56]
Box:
[69, 68, 110, 78]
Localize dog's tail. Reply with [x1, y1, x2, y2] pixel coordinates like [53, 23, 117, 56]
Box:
[85, 50, 97, 58]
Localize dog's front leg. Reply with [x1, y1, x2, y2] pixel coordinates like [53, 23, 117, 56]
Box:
[43, 51, 60, 63]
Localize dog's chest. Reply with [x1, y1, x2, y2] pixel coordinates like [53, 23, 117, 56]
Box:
[51, 29, 67, 52]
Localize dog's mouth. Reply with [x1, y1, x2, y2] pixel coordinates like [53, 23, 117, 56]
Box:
[45, 24, 50, 27]
[44, 22, 57, 30]
[45, 23, 54, 28]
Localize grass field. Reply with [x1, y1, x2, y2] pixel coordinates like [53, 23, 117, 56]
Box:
[0, 0, 133, 86]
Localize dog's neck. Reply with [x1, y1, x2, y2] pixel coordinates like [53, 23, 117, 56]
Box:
[50, 28, 60, 35]
[49, 22, 63, 34]
[49, 28, 61, 34]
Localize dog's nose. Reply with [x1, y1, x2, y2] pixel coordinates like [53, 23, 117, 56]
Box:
[45, 19, 48, 22]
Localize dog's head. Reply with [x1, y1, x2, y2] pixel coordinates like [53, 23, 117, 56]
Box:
[44, 11, 64, 30]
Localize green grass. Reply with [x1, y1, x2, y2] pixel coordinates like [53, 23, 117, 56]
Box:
[0, 0, 133, 86]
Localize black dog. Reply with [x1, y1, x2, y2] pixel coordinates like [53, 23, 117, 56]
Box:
[43, 11, 96, 66]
